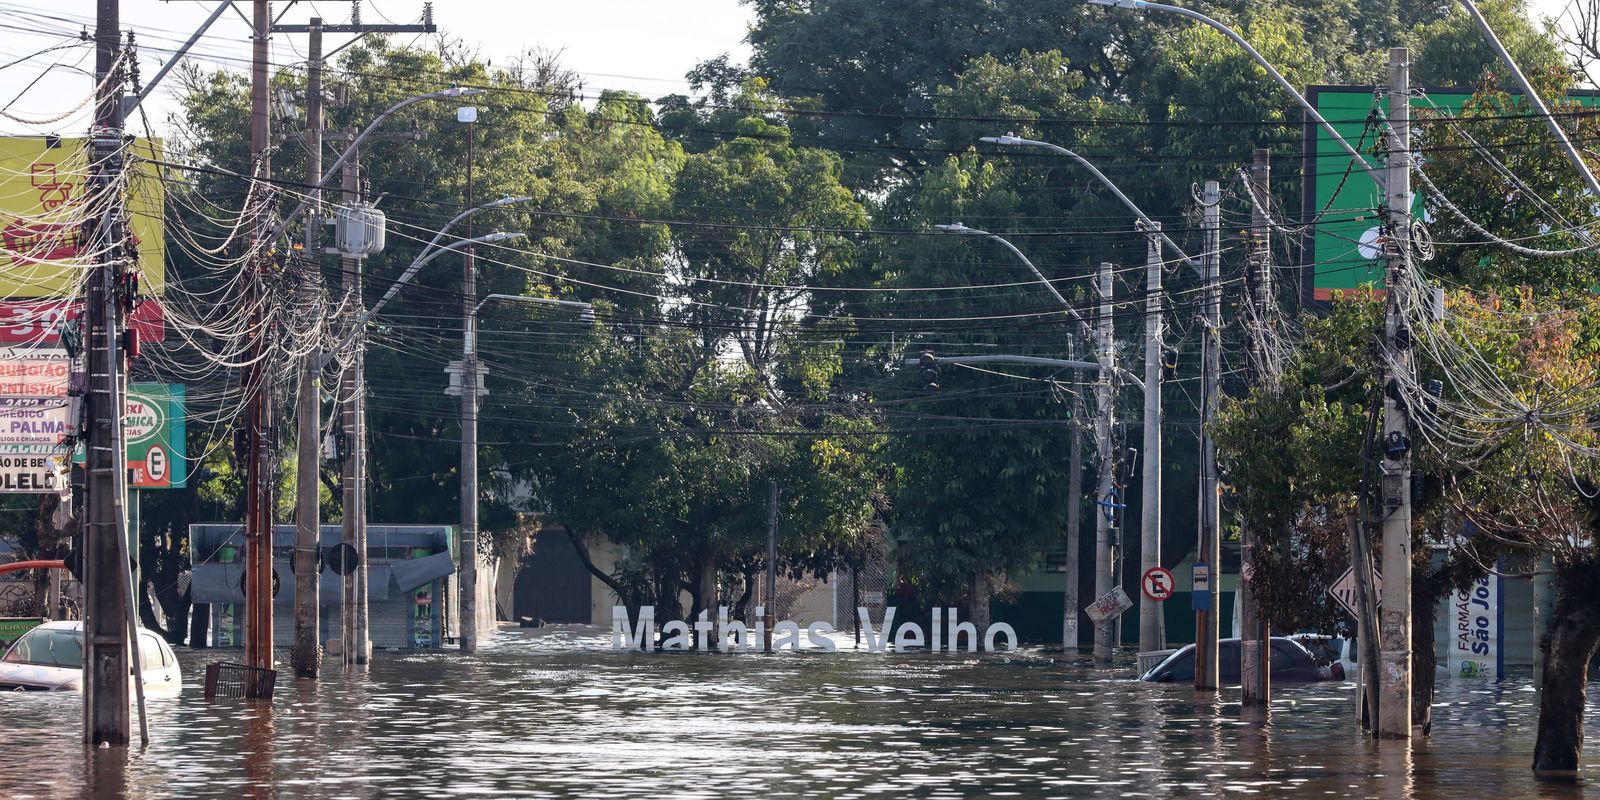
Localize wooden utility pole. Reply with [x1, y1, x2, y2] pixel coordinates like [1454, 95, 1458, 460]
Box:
[290, 18, 325, 680]
[1092, 261, 1116, 667]
[84, 0, 130, 746]
[242, 0, 276, 685]
[1240, 149, 1272, 709]
[1138, 221, 1164, 655]
[1194, 180, 1222, 692]
[1378, 46, 1415, 739]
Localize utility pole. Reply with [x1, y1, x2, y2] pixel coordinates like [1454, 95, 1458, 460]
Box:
[290, 18, 325, 680]
[1194, 179, 1222, 692]
[1240, 149, 1272, 709]
[1092, 261, 1116, 668]
[84, 0, 130, 746]
[1378, 46, 1414, 739]
[765, 481, 778, 652]
[339, 143, 368, 666]
[242, 0, 276, 684]
[460, 109, 479, 653]
[1064, 370, 1083, 652]
[1138, 221, 1164, 655]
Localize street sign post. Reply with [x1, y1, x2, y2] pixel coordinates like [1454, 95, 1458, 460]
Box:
[1328, 565, 1382, 619]
[1141, 567, 1175, 602]
[1191, 563, 1211, 611]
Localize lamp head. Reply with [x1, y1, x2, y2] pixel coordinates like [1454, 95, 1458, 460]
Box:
[980, 133, 1028, 146]
[483, 195, 532, 209]
[440, 87, 486, 98]
[1088, 0, 1147, 7]
[480, 232, 526, 244]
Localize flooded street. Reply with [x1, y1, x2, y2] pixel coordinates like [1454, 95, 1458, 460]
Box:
[1, 627, 1595, 798]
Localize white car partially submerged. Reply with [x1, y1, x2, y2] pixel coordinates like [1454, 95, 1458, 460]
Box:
[0, 621, 180, 693]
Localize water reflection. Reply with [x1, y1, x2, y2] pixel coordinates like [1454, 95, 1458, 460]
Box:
[0, 627, 1596, 798]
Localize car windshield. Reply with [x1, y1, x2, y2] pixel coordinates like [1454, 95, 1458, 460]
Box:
[2, 628, 83, 668]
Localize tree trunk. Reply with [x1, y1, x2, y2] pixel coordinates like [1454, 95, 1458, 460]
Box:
[1412, 564, 1438, 736]
[695, 553, 718, 649]
[1533, 557, 1600, 777]
[970, 572, 992, 646]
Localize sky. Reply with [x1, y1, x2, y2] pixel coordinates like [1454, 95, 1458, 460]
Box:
[0, 0, 1585, 136]
[0, 0, 755, 134]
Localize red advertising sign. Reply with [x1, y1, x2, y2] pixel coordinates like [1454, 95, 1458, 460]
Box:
[0, 299, 164, 345]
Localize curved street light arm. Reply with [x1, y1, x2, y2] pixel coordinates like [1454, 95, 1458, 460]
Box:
[418, 195, 533, 267]
[904, 354, 1145, 391]
[273, 87, 486, 241]
[1455, 0, 1600, 200]
[317, 231, 524, 370]
[474, 293, 594, 318]
[980, 136, 1202, 276]
[934, 224, 1097, 345]
[1088, 0, 1385, 192]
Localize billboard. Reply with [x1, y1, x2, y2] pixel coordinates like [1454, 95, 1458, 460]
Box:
[1300, 87, 1600, 303]
[0, 347, 71, 493]
[1447, 570, 1504, 680]
[0, 136, 165, 299]
[124, 383, 186, 489]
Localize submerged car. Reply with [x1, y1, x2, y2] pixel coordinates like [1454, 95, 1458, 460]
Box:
[0, 621, 180, 692]
[1139, 636, 1344, 684]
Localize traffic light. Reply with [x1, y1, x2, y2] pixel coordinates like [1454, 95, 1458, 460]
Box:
[919, 351, 940, 392]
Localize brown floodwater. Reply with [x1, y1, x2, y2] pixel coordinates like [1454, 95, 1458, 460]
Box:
[0, 626, 1595, 798]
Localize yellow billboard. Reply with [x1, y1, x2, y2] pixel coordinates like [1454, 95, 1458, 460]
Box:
[0, 136, 164, 299]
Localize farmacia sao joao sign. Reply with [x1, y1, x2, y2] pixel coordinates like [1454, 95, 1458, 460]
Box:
[613, 606, 1018, 652]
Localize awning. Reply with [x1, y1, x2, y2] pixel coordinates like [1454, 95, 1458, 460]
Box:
[189, 564, 245, 604]
[389, 551, 455, 593]
[193, 563, 391, 605]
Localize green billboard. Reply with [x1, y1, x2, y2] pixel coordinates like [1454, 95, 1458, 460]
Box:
[72, 382, 186, 489]
[1301, 86, 1600, 303]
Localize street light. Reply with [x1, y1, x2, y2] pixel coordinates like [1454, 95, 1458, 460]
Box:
[933, 224, 1146, 665]
[458, 290, 594, 653]
[274, 87, 488, 242]
[977, 135, 1199, 275]
[972, 135, 1184, 659]
[1082, 0, 1383, 188]
[317, 231, 526, 370]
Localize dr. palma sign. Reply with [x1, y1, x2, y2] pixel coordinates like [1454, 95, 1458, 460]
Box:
[612, 606, 1018, 652]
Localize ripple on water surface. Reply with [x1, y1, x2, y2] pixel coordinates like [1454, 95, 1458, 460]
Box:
[0, 626, 1595, 798]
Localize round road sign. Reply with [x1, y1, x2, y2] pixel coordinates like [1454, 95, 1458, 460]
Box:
[146, 445, 167, 483]
[1141, 566, 1176, 602]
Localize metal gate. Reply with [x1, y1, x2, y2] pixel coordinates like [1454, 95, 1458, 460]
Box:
[513, 532, 591, 624]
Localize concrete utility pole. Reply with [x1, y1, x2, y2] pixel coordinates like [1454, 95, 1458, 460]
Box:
[1065, 369, 1084, 652]
[339, 143, 368, 666]
[1138, 221, 1164, 655]
[765, 481, 778, 651]
[460, 110, 480, 653]
[1194, 180, 1222, 692]
[291, 18, 325, 681]
[1378, 47, 1415, 739]
[242, 0, 276, 683]
[1239, 149, 1272, 710]
[1092, 261, 1117, 668]
[84, 0, 130, 746]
